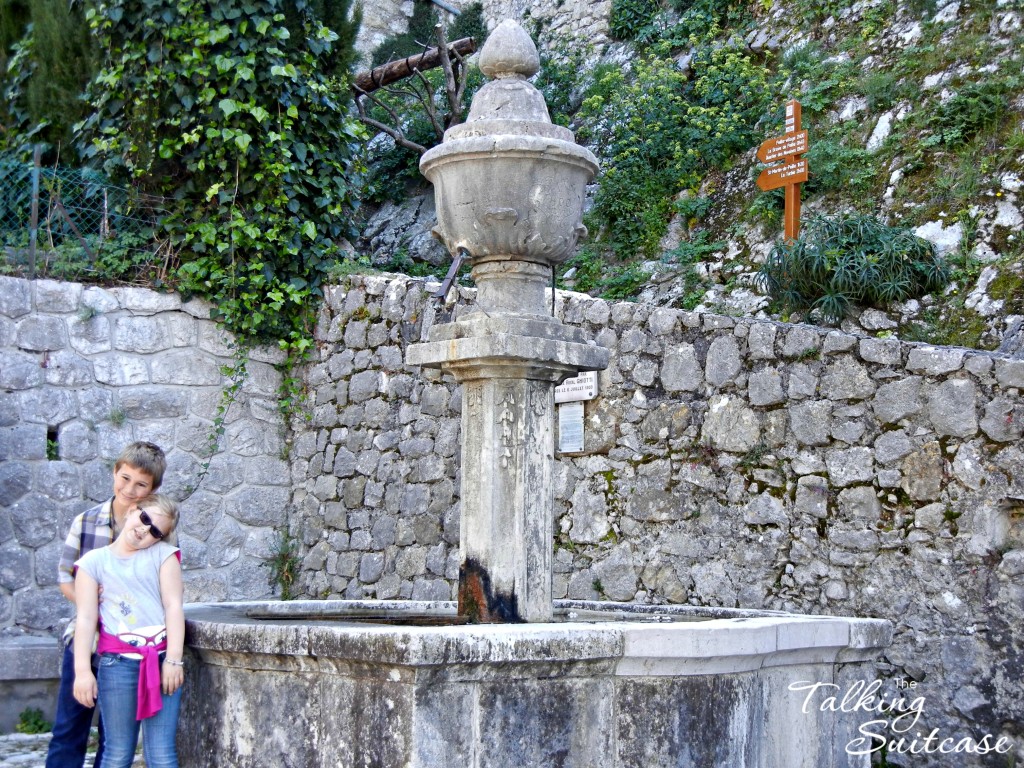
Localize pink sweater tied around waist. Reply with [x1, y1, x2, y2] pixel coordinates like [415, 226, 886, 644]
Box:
[97, 628, 168, 720]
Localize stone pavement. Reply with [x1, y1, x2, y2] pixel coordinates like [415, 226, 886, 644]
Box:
[0, 732, 143, 767]
[0, 734, 55, 768]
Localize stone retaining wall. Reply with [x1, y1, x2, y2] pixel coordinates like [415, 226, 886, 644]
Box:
[0, 276, 287, 640]
[297, 273, 1024, 761]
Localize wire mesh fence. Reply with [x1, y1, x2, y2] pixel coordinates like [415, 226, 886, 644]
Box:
[0, 149, 173, 284]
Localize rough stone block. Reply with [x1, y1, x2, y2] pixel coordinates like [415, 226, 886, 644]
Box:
[16, 316, 67, 352]
[979, 397, 1024, 442]
[794, 475, 829, 519]
[660, 344, 702, 392]
[820, 356, 876, 400]
[926, 379, 978, 437]
[743, 492, 787, 525]
[749, 367, 785, 406]
[906, 346, 965, 374]
[858, 337, 902, 365]
[871, 376, 922, 424]
[874, 429, 913, 464]
[34, 280, 81, 313]
[825, 447, 873, 487]
[789, 401, 832, 446]
[0, 276, 32, 318]
[705, 335, 742, 387]
[994, 358, 1024, 388]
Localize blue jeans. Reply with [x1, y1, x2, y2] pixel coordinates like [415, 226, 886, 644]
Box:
[46, 640, 105, 768]
[97, 654, 181, 768]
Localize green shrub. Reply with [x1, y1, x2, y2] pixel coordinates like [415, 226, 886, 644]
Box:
[371, 0, 438, 67]
[666, 0, 752, 41]
[560, 244, 652, 300]
[777, 44, 856, 117]
[369, 1, 483, 67]
[922, 80, 1012, 148]
[609, 0, 663, 41]
[449, 2, 486, 43]
[580, 45, 770, 259]
[0, 0, 98, 161]
[804, 138, 878, 196]
[535, 44, 604, 128]
[757, 214, 948, 324]
[16, 706, 52, 734]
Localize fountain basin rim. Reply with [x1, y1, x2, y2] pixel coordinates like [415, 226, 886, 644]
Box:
[183, 599, 892, 675]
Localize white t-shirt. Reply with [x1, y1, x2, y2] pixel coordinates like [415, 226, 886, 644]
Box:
[76, 541, 179, 654]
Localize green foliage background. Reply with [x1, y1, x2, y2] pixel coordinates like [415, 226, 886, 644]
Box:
[75, 0, 365, 351]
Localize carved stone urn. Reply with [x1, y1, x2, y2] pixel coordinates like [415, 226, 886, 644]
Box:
[419, 19, 599, 319]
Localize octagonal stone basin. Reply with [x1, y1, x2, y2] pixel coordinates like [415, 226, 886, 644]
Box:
[179, 600, 890, 768]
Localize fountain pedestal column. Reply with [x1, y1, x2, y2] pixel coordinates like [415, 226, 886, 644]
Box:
[409, 309, 607, 622]
[407, 20, 607, 622]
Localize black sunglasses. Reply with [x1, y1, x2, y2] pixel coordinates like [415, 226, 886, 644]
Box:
[138, 509, 166, 540]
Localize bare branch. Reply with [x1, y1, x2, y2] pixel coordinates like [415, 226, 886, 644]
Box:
[412, 68, 446, 139]
[352, 37, 476, 95]
[451, 46, 470, 127]
[353, 91, 428, 154]
[434, 24, 461, 130]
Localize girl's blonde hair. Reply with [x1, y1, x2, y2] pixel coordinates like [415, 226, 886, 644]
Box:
[135, 494, 180, 532]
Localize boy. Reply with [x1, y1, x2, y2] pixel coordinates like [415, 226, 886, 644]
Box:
[46, 441, 170, 768]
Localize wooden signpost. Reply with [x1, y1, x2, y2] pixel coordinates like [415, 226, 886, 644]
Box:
[756, 100, 808, 241]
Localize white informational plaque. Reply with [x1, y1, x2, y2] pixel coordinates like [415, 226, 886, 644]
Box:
[558, 401, 585, 453]
[555, 370, 599, 403]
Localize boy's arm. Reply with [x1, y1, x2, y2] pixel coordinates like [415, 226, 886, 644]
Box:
[159, 553, 186, 695]
[72, 569, 100, 708]
[57, 514, 87, 602]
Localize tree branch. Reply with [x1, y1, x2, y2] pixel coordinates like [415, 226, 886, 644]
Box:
[353, 92, 428, 154]
[434, 24, 462, 130]
[352, 37, 476, 95]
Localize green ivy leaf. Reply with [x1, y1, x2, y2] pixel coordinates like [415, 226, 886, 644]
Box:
[219, 98, 241, 117]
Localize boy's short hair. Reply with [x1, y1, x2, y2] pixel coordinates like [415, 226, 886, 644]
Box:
[135, 494, 180, 531]
[114, 441, 167, 489]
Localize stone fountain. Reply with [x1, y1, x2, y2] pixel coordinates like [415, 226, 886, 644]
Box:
[405, 19, 607, 623]
[178, 21, 891, 768]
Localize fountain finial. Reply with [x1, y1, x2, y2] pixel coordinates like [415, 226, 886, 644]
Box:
[478, 19, 540, 80]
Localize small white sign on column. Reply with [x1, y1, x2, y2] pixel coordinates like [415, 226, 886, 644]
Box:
[558, 401, 585, 453]
[554, 370, 598, 404]
[555, 371, 598, 454]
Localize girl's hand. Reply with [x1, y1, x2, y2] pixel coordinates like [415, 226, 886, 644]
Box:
[73, 671, 97, 708]
[161, 660, 184, 695]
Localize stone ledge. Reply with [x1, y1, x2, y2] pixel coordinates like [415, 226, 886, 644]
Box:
[0, 636, 60, 681]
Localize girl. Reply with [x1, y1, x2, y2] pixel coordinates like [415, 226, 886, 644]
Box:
[72, 494, 185, 768]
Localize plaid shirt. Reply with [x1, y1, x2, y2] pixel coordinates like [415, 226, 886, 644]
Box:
[58, 497, 179, 642]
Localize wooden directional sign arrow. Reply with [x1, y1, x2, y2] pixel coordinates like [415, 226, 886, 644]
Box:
[754, 99, 808, 240]
[757, 130, 808, 164]
[756, 158, 809, 191]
